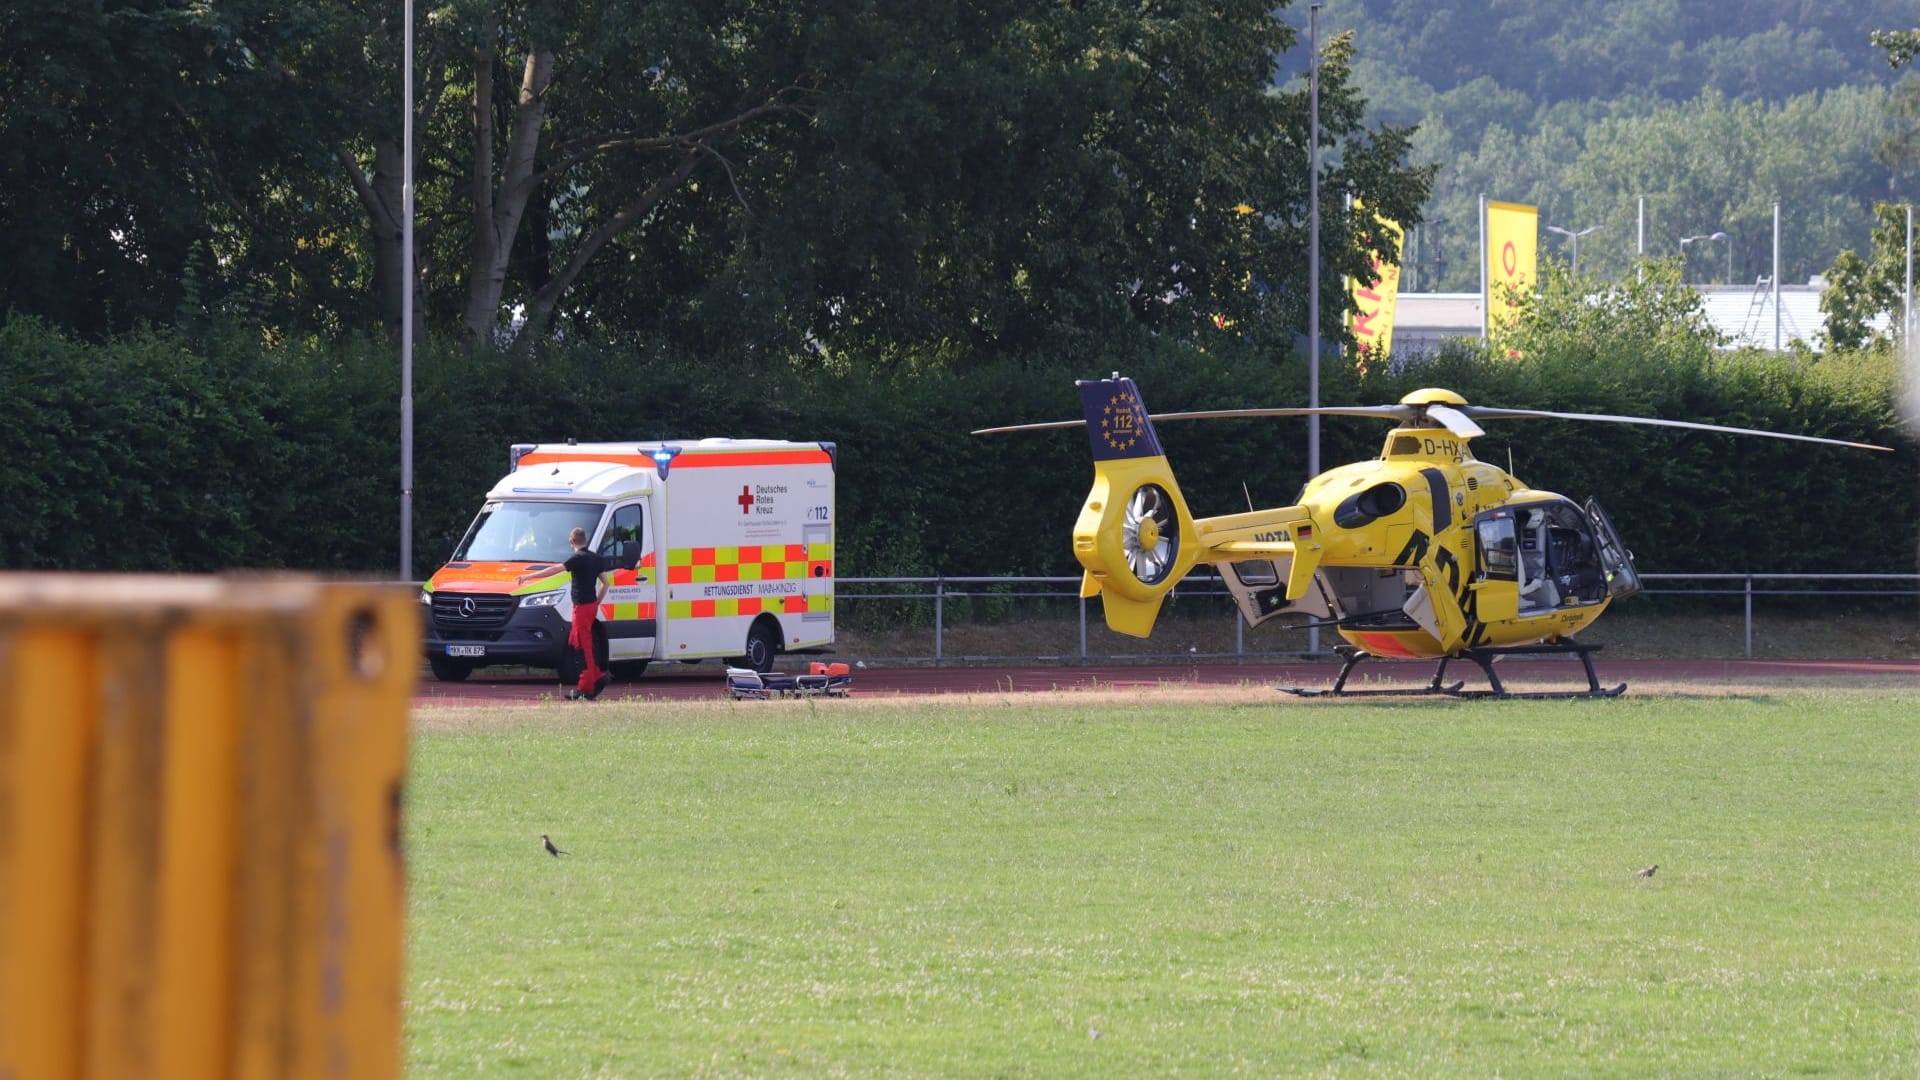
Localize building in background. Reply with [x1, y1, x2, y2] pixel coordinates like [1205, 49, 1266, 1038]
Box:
[1387, 282, 1880, 361]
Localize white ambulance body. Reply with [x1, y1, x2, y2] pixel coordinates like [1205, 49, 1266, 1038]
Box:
[421, 439, 835, 682]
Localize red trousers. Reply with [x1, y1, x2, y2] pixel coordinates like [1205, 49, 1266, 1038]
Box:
[568, 602, 603, 694]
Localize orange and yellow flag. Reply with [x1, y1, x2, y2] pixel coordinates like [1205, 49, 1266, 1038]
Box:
[1485, 200, 1538, 336]
[1349, 201, 1404, 373]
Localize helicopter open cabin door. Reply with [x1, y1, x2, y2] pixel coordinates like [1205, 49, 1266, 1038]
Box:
[1218, 556, 1333, 627]
[1472, 510, 1523, 623]
[1585, 498, 1643, 600]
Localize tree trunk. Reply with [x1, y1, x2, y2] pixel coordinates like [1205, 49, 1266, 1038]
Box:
[462, 31, 555, 340]
[341, 138, 425, 342]
[368, 139, 406, 331]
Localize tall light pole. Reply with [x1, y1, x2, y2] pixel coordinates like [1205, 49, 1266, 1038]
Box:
[1544, 224, 1601, 277]
[400, 0, 416, 581]
[1636, 196, 1645, 281]
[1679, 231, 1730, 284]
[1306, 1, 1322, 656]
[1772, 201, 1781, 350]
[1307, 0, 1321, 479]
[1478, 193, 1488, 337]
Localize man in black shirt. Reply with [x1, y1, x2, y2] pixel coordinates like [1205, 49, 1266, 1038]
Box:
[564, 526, 613, 700]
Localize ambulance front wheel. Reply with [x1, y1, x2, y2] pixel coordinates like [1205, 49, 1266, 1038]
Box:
[429, 656, 475, 682]
[737, 618, 782, 673]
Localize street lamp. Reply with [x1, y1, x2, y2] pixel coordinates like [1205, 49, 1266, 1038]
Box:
[397, 0, 416, 580]
[1680, 231, 1731, 284]
[1544, 224, 1601, 277]
[1306, 1, 1322, 656]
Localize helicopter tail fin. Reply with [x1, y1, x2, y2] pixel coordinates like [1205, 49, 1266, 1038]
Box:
[1071, 376, 1201, 637]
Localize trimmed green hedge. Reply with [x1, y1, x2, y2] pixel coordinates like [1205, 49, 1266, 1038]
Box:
[1, 317, 1912, 576]
[0, 320, 389, 571]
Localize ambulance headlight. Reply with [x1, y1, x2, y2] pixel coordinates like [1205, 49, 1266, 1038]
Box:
[520, 589, 567, 608]
[418, 589, 432, 605]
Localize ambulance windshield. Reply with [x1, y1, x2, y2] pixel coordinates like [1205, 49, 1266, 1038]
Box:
[453, 501, 603, 563]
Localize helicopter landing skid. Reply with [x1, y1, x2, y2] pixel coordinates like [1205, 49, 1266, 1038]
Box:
[1280, 642, 1627, 700]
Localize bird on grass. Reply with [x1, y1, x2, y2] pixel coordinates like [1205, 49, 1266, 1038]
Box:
[542, 834, 569, 857]
[1635, 864, 1657, 879]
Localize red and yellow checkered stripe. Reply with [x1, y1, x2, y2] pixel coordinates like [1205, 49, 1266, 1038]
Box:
[600, 544, 834, 621]
[667, 542, 833, 619]
[666, 543, 830, 584]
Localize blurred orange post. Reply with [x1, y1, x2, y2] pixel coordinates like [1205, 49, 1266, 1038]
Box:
[0, 577, 413, 1080]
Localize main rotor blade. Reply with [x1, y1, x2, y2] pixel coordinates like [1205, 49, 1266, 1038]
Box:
[1459, 406, 1894, 453]
[1425, 404, 1486, 439]
[1147, 405, 1414, 424]
[971, 405, 1412, 435]
[970, 418, 1087, 435]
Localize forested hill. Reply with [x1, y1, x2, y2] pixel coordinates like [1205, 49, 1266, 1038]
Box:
[1324, 0, 1910, 113]
[1308, 1, 1920, 291]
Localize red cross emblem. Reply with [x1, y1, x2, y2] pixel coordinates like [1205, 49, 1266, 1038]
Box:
[737, 485, 754, 515]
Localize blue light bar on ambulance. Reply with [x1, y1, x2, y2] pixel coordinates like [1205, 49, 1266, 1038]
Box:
[650, 446, 682, 480]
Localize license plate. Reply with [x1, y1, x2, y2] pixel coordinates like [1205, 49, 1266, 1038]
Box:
[446, 645, 486, 658]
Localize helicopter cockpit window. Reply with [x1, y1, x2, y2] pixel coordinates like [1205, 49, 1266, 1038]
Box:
[1475, 514, 1519, 581]
[1550, 520, 1607, 603]
[1230, 560, 1279, 587]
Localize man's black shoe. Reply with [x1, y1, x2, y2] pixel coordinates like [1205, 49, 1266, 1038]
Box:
[585, 673, 611, 701]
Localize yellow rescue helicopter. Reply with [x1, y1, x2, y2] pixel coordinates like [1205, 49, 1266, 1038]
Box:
[976, 375, 1893, 698]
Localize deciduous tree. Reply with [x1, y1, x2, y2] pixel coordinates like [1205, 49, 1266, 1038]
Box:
[1818, 204, 1908, 351]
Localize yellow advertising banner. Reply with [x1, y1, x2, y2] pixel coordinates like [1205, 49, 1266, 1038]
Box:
[1348, 202, 1404, 372]
[1485, 200, 1538, 336]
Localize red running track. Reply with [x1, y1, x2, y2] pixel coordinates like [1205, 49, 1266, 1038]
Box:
[415, 657, 1920, 707]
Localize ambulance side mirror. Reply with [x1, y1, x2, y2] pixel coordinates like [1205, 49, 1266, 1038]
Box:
[618, 540, 643, 570]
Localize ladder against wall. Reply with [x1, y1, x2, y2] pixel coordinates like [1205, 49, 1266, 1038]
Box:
[1739, 275, 1773, 343]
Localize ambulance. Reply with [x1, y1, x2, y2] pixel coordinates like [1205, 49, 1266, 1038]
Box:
[420, 439, 835, 682]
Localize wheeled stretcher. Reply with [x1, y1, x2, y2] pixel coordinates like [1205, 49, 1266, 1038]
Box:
[725, 661, 854, 699]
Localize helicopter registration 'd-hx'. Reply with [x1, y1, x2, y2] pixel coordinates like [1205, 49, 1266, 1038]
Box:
[976, 376, 1892, 698]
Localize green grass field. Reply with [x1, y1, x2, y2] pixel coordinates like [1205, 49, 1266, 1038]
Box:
[406, 690, 1919, 1077]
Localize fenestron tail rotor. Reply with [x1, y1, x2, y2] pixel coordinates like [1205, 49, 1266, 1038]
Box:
[1122, 484, 1180, 585]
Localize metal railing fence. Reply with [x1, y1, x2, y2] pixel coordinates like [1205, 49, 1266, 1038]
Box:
[834, 573, 1920, 664]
